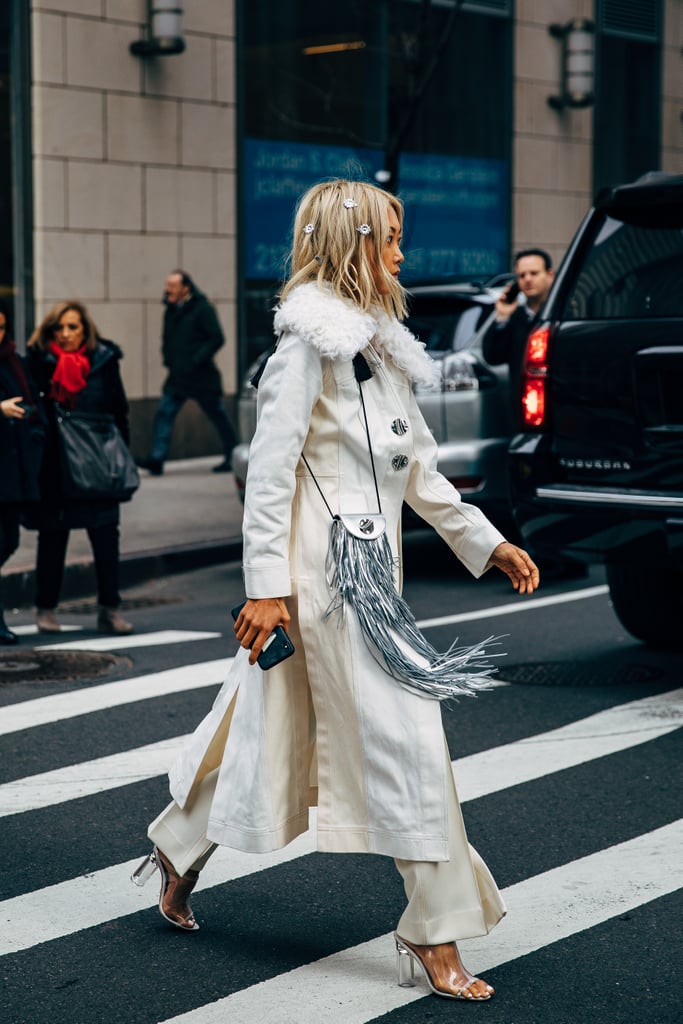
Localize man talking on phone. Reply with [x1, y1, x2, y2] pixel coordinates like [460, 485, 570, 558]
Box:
[484, 248, 586, 579]
[482, 248, 554, 404]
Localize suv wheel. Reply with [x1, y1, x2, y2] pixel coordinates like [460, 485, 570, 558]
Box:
[607, 565, 683, 648]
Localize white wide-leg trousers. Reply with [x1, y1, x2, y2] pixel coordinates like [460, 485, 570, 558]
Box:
[148, 755, 505, 945]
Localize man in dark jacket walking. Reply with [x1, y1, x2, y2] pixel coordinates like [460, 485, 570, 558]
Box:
[138, 270, 237, 475]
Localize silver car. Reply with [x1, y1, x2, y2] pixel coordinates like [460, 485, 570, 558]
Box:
[232, 280, 516, 534]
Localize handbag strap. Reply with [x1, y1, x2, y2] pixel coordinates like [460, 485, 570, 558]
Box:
[301, 356, 382, 520]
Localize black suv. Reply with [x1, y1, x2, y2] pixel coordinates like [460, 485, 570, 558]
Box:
[508, 172, 683, 647]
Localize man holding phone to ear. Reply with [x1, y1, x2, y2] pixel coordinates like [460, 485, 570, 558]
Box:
[483, 250, 586, 579]
[482, 248, 554, 407]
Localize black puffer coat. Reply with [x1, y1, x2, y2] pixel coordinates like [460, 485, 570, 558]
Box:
[0, 357, 45, 505]
[161, 290, 224, 398]
[25, 340, 131, 531]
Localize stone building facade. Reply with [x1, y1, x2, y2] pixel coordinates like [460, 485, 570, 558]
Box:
[30, 0, 237, 454]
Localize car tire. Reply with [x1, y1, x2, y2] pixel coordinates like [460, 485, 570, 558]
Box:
[607, 565, 683, 648]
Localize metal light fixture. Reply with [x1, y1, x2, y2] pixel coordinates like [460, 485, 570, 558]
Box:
[547, 18, 595, 110]
[130, 1, 185, 57]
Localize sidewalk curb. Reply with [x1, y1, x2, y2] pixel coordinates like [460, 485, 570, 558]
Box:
[4, 537, 244, 610]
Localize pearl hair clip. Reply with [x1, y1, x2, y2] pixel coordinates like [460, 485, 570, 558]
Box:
[343, 198, 358, 209]
[356, 224, 371, 235]
[303, 223, 314, 234]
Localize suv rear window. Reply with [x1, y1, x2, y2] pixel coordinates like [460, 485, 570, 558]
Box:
[561, 213, 683, 320]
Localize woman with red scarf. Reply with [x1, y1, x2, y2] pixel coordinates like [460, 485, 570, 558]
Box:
[0, 300, 45, 643]
[26, 301, 134, 635]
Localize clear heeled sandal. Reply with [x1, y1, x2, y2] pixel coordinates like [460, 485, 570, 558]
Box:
[131, 846, 200, 931]
[394, 933, 493, 1001]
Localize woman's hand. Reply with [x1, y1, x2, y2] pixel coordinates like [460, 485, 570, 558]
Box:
[232, 597, 290, 666]
[490, 542, 540, 595]
[1, 397, 26, 419]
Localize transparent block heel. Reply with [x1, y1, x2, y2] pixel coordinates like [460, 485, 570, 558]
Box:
[131, 848, 158, 887]
[396, 938, 416, 988]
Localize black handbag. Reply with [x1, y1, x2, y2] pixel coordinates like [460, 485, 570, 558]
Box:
[55, 408, 140, 502]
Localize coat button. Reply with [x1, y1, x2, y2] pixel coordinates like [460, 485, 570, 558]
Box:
[391, 418, 409, 435]
[391, 454, 409, 470]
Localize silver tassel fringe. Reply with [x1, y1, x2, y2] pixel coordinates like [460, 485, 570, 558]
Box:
[324, 516, 503, 701]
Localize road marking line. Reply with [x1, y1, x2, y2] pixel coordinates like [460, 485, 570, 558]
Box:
[0, 736, 189, 816]
[38, 629, 222, 651]
[0, 659, 233, 737]
[0, 828, 318, 957]
[454, 687, 683, 802]
[0, 689, 679, 954]
[2, 687, 678, 818]
[158, 819, 683, 1023]
[10, 624, 82, 635]
[416, 584, 609, 629]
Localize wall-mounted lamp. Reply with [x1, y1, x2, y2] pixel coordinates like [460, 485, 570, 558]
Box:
[130, 1, 185, 57]
[547, 18, 595, 110]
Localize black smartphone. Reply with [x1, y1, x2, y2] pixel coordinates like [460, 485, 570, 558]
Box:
[231, 602, 295, 670]
[16, 401, 36, 416]
[505, 281, 520, 302]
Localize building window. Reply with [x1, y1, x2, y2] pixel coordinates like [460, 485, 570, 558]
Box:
[239, 0, 512, 371]
[593, 0, 662, 193]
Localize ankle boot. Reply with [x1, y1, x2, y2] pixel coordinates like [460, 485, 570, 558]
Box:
[97, 606, 133, 635]
[0, 609, 18, 645]
[36, 608, 61, 633]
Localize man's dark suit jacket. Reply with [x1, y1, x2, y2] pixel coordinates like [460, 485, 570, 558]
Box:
[482, 306, 538, 423]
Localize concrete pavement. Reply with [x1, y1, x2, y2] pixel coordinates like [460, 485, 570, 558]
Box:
[3, 457, 244, 609]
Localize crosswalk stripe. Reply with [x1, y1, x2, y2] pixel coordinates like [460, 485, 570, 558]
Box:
[1, 687, 679, 818]
[0, 659, 233, 737]
[416, 584, 609, 629]
[453, 686, 683, 802]
[39, 629, 223, 651]
[0, 736, 188, 816]
[11, 624, 82, 635]
[0, 827, 318, 957]
[158, 819, 683, 1023]
[1, 689, 679, 954]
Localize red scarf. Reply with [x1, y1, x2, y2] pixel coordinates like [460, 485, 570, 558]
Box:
[48, 341, 91, 407]
[0, 338, 33, 403]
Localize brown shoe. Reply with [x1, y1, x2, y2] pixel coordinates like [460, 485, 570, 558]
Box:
[155, 848, 200, 931]
[36, 608, 61, 633]
[97, 606, 134, 635]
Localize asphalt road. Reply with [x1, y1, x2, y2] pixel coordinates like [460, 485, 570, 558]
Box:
[0, 538, 680, 1024]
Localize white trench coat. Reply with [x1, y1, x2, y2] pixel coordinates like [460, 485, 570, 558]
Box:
[169, 283, 506, 863]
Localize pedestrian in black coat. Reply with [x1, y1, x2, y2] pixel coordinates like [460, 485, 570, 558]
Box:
[0, 301, 45, 644]
[25, 300, 134, 635]
[137, 270, 237, 475]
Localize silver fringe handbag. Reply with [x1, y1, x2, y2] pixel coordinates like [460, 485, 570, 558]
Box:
[302, 354, 500, 702]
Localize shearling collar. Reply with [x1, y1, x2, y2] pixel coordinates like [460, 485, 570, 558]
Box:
[273, 282, 440, 388]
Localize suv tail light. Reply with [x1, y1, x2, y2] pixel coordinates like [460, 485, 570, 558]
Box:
[522, 325, 550, 428]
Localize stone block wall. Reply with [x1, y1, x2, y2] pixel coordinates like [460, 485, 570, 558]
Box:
[513, 0, 682, 270]
[513, 0, 594, 269]
[662, 0, 683, 174]
[31, 0, 237, 458]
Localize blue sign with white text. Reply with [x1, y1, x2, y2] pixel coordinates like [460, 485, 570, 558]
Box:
[398, 152, 508, 280]
[244, 139, 384, 279]
[244, 140, 509, 281]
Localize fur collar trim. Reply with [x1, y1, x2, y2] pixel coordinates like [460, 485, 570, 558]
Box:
[273, 282, 440, 388]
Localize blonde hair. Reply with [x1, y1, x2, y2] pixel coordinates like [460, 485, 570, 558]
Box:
[27, 301, 100, 353]
[280, 179, 407, 319]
